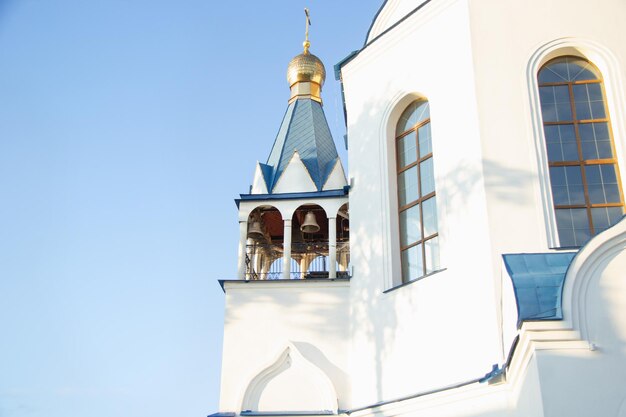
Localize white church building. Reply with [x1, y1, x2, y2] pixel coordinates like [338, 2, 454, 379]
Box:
[213, 1, 626, 416]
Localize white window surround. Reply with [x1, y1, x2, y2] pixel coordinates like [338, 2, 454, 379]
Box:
[526, 37, 626, 248]
[378, 91, 444, 290]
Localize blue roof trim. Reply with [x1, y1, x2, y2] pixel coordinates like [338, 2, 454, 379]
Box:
[503, 252, 577, 325]
[334, 51, 359, 80]
[364, 0, 433, 47]
[363, 0, 389, 47]
[264, 98, 340, 193]
[335, 1, 433, 129]
[235, 188, 348, 208]
[335, 0, 434, 74]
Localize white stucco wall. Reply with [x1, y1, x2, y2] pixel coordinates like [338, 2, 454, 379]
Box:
[341, 0, 501, 406]
[218, 0, 626, 415]
[340, 0, 626, 409]
[466, 0, 626, 266]
[534, 218, 626, 417]
[219, 280, 351, 412]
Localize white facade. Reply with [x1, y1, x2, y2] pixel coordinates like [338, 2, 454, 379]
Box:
[215, 1, 626, 416]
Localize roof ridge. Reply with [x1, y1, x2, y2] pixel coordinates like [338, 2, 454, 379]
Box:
[298, 99, 323, 190]
[268, 100, 299, 192]
[310, 100, 338, 189]
[308, 100, 324, 189]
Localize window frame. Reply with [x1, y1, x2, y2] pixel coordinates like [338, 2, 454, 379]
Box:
[395, 100, 440, 282]
[538, 56, 625, 247]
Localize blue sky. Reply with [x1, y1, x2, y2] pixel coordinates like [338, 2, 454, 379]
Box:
[0, 1, 381, 416]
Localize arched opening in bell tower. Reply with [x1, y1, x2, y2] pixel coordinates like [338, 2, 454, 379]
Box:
[292, 204, 328, 279]
[245, 205, 284, 280]
[336, 203, 350, 276]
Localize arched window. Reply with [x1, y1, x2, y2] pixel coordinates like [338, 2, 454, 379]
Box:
[395, 99, 440, 282]
[538, 56, 624, 247]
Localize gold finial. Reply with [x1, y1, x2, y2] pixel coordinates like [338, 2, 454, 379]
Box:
[286, 7, 325, 103]
[303, 8, 311, 54]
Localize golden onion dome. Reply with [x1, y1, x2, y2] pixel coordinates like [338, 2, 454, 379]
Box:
[287, 42, 326, 87]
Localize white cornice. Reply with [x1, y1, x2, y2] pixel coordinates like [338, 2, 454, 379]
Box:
[223, 279, 351, 292]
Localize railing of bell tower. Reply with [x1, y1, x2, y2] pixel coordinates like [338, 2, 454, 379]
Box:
[245, 241, 350, 280]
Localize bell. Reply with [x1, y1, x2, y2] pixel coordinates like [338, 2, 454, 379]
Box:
[300, 211, 320, 233]
[248, 221, 264, 240]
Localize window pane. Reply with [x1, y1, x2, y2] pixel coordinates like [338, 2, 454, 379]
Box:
[397, 134, 417, 169]
[556, 208, 591, 247]
[592, 207, 625, 234]
[398, 166, 419, 206]
[396, 100, 430, 136]
[397, 100, 437, 282]
[424, 237, 440, 274]
[585, 164, 621, 204]
[538, 61, 569, 83]
[401, 244, 423, 282]
[544, 124, 577, 161]
[573, 84, 606, 120]
[396, 102, 418, 136]
[414, 101, 430, 125]
[579, 122, 612, 160]
[422, 197, 438, 237]
[540, 57, 622, 248]
[539, 57, 601, 83]
[569, 58, 601, 81]
[540, 86, 572, 122]
[549, 166, 585, 205]
[399, 204, 421, 247]
[418, 123, 432, 158]
[420, 157, 435, 196]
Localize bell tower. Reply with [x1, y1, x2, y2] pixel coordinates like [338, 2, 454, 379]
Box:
[235, 9, 349, 282]
[217, 10, 351, 416]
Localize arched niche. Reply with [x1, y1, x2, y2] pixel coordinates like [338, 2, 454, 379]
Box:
[240, 343, 338, 413]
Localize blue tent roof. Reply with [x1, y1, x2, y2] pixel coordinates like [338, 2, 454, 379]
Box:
[502, 252, 577, 324]
[264, 98, 340, 192]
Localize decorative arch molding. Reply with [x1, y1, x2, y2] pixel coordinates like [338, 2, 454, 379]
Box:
[238, 202, 290, 223]
[562, 216, 626, 341]
[281, 199, 347, 223]
[526, 37, 626, 248]
[240, 342, 339, 413]
[239, 200, 345, 224]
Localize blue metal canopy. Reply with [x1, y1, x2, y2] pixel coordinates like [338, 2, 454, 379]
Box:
[502, 252, 577, 324]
